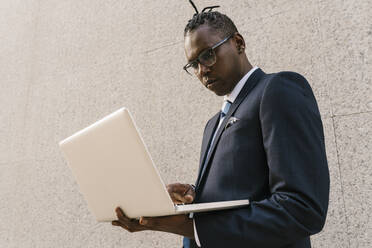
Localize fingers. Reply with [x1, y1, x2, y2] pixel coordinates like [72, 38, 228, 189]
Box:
[171, 192, 194, 204]
[112, 207, 147, 232]
[113, 211, 191, 234]
[139, 217, 154, 227]
[167, 183, 195, 204]
[115, 207, 128, 221]
[184, 187, 196, 203]
[139, 217, 148, 225]
[138, 216, 173, 231]
[112, 220, 120, 226]
[184, 194, 194, 203]
[167, 183, 188, 194]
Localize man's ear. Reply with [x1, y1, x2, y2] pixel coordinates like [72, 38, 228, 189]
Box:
[233, 33, 246, 54]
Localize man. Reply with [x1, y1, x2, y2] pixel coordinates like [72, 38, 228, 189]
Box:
[112, 10, 330, 248]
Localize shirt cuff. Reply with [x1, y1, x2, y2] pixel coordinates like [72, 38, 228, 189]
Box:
[193, 219, 201, 247]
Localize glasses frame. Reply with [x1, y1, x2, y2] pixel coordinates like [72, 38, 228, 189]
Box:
[183, 33, 234, 75]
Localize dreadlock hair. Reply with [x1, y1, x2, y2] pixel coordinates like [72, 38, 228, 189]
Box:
[184, 11, 239, 38]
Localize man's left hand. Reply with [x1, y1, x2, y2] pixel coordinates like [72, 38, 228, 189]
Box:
[112, 207, 194, 238]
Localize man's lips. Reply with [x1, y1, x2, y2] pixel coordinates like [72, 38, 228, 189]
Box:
[206, 79, 218, 88]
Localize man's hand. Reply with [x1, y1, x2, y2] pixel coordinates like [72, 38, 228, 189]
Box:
[112, 207, 194, 238]
[111, 183, 196, 237]
[166, 183, 195, 204]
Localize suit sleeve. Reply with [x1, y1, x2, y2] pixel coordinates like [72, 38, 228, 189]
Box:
[194, 72, 330, 247]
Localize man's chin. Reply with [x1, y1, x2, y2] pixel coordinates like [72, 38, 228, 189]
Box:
[213, 91, 226, 96]
[211, 88, 230, 97]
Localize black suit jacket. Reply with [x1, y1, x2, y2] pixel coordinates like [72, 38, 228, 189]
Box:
[184, 69, 330, 248]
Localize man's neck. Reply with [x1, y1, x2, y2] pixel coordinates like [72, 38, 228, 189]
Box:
[234, 59, 253, 89]
[225, 66, 259, 103]
[240, 59, 253, 79]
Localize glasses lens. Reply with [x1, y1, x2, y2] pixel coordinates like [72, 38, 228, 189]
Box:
[184, 48, 217, 75]
[199, 49, 216, 67]
[184, 62, 197, 75]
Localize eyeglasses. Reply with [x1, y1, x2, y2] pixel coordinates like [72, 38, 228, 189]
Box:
[183, 34, 233, 75]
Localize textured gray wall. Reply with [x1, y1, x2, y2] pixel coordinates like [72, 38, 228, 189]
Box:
[1, 0, 371, 247]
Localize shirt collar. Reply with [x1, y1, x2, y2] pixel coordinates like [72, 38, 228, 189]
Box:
[223, 66, 259, 103]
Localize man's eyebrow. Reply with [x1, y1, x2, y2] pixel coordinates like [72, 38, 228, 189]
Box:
[187, 51, 199, 63]
[186, 58, 196, 64]
[188, 46, 210, 62]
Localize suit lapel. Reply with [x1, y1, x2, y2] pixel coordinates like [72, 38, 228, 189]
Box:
[196, 68, 265, 189]
[194, 112, 220, 186]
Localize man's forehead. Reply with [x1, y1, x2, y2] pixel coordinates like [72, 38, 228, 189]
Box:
[184, 25, 222, 60]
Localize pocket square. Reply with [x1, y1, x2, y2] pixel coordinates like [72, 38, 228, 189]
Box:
[224, 116, 240, 130]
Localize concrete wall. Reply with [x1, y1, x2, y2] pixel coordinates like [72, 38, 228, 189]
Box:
[1, 0, 371, 247]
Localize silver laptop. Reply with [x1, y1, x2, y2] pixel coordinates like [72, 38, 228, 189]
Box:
[59, 108, 249, 222]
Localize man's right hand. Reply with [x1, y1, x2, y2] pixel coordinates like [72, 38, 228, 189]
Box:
[166, 183, 195, 204]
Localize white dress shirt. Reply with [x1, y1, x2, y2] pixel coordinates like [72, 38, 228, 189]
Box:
[193, 66, 259, 247]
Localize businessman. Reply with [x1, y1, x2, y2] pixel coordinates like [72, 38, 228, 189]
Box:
[112, 8, 330, 248]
